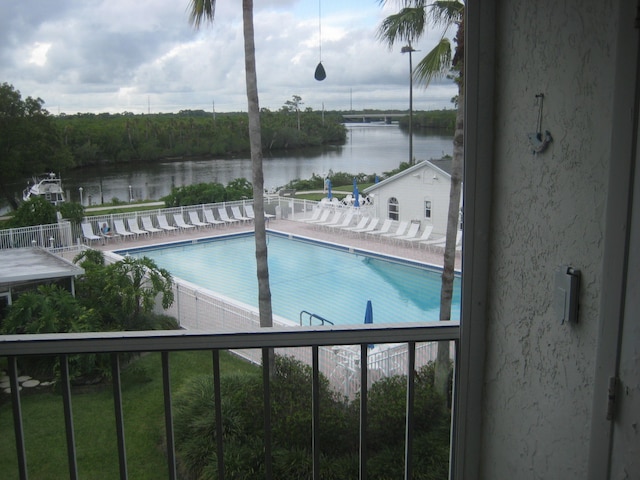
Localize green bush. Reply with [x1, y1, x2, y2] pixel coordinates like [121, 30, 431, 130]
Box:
[6, 196, 57, 227]
[173, 356, 451, 479]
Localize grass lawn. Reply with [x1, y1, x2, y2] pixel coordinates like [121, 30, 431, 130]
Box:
[0, 350, 258, 479]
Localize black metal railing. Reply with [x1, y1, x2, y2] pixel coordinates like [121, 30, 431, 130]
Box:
[1, 321, 459, 479]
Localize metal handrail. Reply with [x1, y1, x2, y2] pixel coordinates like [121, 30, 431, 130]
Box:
[299, 310, 334, 326]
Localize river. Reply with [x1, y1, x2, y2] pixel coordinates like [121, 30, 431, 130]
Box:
[23, 124, 453, 207]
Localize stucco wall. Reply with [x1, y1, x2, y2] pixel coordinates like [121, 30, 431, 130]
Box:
[481, 0, 616, 477]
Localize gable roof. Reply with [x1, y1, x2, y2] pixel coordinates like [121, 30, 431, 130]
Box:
[363, 158, 453, 194]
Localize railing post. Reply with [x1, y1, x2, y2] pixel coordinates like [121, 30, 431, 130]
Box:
[8, 356, 28, 480]
[404, 341, 416, 479]
[212, 350, 225, 480]
[111, 353, 128, 479]
[262, 348, 273, 479]
[312, 346, 321, 479]
[60, 354, 79, 480]
[360, 344, 368, 480]
[161, 352, 177, 480]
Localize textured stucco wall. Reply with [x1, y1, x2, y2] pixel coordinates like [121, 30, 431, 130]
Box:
[481, 0, 616, 477]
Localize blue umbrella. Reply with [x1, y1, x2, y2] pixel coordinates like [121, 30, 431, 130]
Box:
[364, 300, 373, 324]
[327, 179, 332, 200]
[364, 300, 374, 348]
[353, 178, 360, 207]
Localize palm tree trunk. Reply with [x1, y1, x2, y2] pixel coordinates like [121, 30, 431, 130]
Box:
[435, 85, 464, 397]
[242, 0, 274, 336]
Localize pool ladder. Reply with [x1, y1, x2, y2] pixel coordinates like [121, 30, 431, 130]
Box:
[299, 310, 334, 326]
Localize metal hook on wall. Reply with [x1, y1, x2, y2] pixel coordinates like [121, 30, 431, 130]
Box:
[528, 93, 552, 154]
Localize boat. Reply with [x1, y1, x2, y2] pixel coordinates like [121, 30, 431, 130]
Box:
[22, 172, 66, 205]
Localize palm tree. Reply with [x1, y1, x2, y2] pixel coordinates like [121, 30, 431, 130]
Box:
[378, 0, 464, 396]
[188, 0, 274, 332]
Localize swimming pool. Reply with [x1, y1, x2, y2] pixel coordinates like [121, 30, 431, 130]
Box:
[119, 233, 461, 326]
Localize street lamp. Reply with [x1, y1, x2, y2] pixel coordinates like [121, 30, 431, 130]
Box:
[129, 185, 133, 203]
[401, 45, 417, 165]
[79, 187, 83, 205]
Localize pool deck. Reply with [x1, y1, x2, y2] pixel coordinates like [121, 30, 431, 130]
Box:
[94, 218, 461, 269]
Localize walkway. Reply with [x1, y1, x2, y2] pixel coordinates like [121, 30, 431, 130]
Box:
[95, 218, 460, 269]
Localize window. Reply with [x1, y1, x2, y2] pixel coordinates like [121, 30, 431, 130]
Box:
[388, 197, 399, 220]
[425, 200, 432, 219]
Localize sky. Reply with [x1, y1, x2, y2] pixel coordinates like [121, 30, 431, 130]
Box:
[0, 0, 458, 115]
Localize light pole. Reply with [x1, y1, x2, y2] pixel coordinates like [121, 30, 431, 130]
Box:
[401, 45, 416, 165]
[129, 185, 133, 203]
[79, 187, 83, 205]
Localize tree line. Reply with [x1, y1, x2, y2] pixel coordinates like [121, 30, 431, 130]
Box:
[55, 107, 348, 167]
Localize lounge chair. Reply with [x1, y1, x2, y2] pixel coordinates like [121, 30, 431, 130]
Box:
[218, 207, 239, 224]
[141, 216, 163, 235]
[173, 213, 195, 231]
[315, 211, 343, 229]
[230, 206, 251, 223]
[244, 204, 275, 221]
[305, 209, 331, 224]
[188, 211, 209, 228]
[81, 222, 101, 244]
[406, 225, 434, 247]
[392, 222, 420, 243]
[352, 217, 379, 236]
[365, 218, 393, 238]
[127, 218, 149, 237]
[114, 219, 136, 239]
[341, 216, 369, 234]
[203, 209, 226, 227]
[380, 221, 409, 240]
[302, 208, 322, 223]
[157, 214, 178, 233]
[421, 230, 462, 250]
[325, 211, 355, 231]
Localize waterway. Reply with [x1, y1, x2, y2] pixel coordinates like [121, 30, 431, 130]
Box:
[14, 124, 453, 208]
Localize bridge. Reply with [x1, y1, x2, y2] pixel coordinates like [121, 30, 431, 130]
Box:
[342, 112, 407, 124]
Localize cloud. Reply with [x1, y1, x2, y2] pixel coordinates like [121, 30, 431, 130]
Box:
[0, 0, 457, 114]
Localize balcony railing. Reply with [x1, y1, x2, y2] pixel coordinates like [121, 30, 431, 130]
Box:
[1, 322, 459, 479]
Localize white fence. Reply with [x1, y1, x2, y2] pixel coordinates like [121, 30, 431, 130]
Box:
[148, 265, 443, 399]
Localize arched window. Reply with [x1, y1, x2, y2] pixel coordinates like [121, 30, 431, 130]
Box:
[388, 197, 399, 220]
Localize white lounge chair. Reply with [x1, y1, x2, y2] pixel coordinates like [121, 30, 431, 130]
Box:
[380, 221, 409, 240]
[157, 214, 178, 233]
[114, 219, 135, 239]
[365, 218, 393, 238]
[341, 216, 369, 234]
[141, 216, 163, 235]
[315, 211, 343, 229]
[127, 218, 149, 237]
[81, 222, 101, 244]
[406, 225, 434, 247]
[218, 207, 239, 224]
[352, 218, 379, 236]
[244, 204, 275, 220]
[393, 222, 421, 243]
[188, 211, 209, 228]
[305, 209, 331, 224]
[302, 208, 323, 223]
[203, 209, 225, 227]
[230, 206, 251, 223]
[173, 213, 195, 231]
[325, 211, 355, 231]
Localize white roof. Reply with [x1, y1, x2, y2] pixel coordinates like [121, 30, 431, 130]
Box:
[0, 248, 84, 286]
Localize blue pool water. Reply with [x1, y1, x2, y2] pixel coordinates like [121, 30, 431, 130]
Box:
[120, 233, 461, 325]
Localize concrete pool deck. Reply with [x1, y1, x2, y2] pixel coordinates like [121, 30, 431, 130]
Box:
[95, 218, 461, 270]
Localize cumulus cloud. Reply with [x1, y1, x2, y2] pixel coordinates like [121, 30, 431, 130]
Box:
[0, 0, 457, 114]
